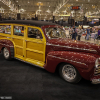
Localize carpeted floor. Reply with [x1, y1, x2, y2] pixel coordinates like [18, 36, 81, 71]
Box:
[0, 53, 100, 100]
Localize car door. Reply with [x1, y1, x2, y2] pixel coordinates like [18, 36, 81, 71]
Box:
[24, 26, 46, 67]
[12, 25, 25, 60]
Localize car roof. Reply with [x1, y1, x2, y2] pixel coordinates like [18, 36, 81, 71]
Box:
[0, 20, 58, 27]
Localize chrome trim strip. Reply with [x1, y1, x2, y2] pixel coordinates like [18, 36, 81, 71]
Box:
[0, 43, 13, 47]
[15, 57, 44, 69]
[94, 67, 100, 76]
[48, 55, 86, 66]
[46, 43, 97, 52]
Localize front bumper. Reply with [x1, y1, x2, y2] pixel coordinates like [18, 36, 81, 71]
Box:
[91, 75, 100, 84]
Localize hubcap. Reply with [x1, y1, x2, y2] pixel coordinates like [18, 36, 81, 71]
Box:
[4, 48, 9, 59]
[62, 65, 76, 81]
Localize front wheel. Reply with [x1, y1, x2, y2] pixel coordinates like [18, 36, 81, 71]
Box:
[3, 47, 11, 60]
[59, 64, 81, 83]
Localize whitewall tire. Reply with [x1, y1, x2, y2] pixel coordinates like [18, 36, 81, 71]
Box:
[3, 47, 11, 60]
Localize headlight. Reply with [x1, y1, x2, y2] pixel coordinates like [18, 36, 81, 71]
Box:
[95, 58, 100, 68]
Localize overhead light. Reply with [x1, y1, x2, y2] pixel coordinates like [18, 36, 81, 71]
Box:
[63, 10, 66, 12]
[37, 10, 41, 12]
[46, 9, 51, 13]
[76, 0, 78, 1]
[16, 1, 18, 2]
[28, 1, 30, 3]
[49, 6, 50, 7]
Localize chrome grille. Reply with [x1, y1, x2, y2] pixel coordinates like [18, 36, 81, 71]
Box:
[94, 67, 100, 75]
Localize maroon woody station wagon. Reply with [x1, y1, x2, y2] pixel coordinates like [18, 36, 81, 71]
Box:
[0, 20, 100, 84]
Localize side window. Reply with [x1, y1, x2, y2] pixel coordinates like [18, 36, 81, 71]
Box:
[28, 27, 43, 39]
[14, 26, 24, 36]
[0, 25, 11, 34]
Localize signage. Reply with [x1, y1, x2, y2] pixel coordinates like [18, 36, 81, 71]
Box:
[70, 6, 81, 10]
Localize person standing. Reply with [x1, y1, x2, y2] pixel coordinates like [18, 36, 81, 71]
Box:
[90, 27, 92, 34]
[77, 28, 82, 41]
[69, 27, 73, 38]
[72, 26, 77, 40]
[86, 27, 90, 40]
[97, 29, 100, 44]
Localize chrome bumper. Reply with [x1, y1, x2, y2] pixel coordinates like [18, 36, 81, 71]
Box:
[92, 79, 100, 84]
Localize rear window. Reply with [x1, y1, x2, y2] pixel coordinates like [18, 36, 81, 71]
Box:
[0, 25, 11, 34]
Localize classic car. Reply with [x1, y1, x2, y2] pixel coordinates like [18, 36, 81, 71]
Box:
[0, 20, 100, 84]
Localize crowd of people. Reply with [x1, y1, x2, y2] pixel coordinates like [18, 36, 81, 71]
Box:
[68, 25, 100, 41]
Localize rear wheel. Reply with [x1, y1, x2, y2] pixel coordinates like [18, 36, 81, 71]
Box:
[59, 64, 81, 83]
[3, 47, 11, 60]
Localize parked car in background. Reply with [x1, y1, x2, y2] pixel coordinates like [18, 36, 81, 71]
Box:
[0, 20, 100, 84]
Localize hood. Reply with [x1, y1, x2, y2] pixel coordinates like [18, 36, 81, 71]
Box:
[47, 38, 100, 55]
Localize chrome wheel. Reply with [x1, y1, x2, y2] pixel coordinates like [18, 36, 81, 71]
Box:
[3, 48, 10, 59]
[59, 64, 81, 83]
[62, 65, 76, 81]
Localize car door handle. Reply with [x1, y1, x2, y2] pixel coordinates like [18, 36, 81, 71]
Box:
[25, 40, 27, 42]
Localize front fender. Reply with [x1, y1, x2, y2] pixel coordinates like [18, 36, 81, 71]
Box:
[44, 51, 97, 80]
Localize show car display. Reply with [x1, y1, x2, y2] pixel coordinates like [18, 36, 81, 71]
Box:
[0, 20, 100, 84]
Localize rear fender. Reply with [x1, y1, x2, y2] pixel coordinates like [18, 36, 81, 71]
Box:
[0, 39, 15, 58]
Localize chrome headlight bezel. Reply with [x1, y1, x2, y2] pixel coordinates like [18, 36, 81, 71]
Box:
[95, 58, 100, 68]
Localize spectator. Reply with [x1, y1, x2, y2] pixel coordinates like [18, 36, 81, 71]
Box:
[72, 26, 77, 40]
[97, 28, 100, 40]
[69, 27, 73, 38]
[86, 27, 90, 40]
[77, 27, 83, 41]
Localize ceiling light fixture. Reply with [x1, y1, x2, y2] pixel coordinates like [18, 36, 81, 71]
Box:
[0, 7, 5, 13]
[2, 0, 18, 13]
[53, 0, 69, 15]
[46, 9, 51, 13]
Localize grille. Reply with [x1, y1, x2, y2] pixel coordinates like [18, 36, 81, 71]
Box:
[94, 67, 100, 75]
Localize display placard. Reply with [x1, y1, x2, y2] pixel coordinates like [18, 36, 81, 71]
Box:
[70, 6, 81, 10]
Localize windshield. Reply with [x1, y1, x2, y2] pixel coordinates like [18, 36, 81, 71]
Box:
[45, 27, 66, 39]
